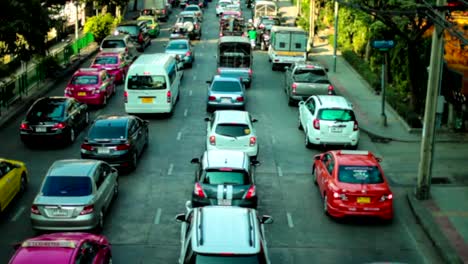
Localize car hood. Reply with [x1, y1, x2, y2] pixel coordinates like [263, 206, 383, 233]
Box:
[34, 195, 94, 206]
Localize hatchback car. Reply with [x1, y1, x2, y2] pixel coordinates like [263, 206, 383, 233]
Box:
[190, 150, 259, 208]
[0, 158, 28, 213]
[137, 15, 161, 37]
[115, 20, 151, 52]
[20, 97, 89, 147]
[312, 150, 393, 220]
[165, 39, 195, 68]
[99, 34, 139, 61]
[65, 68, 115, 106]
[298, 95, 359, 149]
[91, 52, 131, 84]
[80, 115, 149, 170]
[206, 75, 245, 112]
[9, 232, 112, 264]
[30, 159, 119, 231]
[205, 110, 259, 159]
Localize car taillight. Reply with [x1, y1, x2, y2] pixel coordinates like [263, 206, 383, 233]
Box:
[249, 136, 256, 146]
[380, 193, 393, 201]
[195, 24, 199, 29]
[138, 33, 144, 43]
[291, 83, 297, 94]
[20, 122, 31, 130]
[217, 68, 221, 74]
[236, 96, 244, 102]
[248, 69, 252, 76]
[52, 122, 66, 130]
[116, 143, 130, 150]
[208, 96, 216, 101]
[198, 2, 202, 6]
[124, 91, 128, 103]
[31, 205, 41, 215]
[328, 85, 334, 95]
[332, 191, 348, 201]
[125, 47, 128, 53]
[313, 119, 320, 130]
[194, 183, 206, 198]
[92, 88, 101, 94]
[244, 185, 256, 199]
[80, 205, 94, 215]
[162, 9, 166, 14]
[219, 32, 223, 37]
[167, 90, 172, 103]
[353, 120, 359, 131]
[209, 135, 216, 145]
[81, 143, 94, 151]
[185, 51, 192, 56]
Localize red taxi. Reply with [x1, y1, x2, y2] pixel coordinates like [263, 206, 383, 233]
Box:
[9, 232, 111, 264]
[312, 150, 393, 220]
[91, 51, 130, 84]
[65, 68, 115, 106]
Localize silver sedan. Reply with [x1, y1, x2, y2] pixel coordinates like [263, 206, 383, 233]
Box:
[30, 159, 118, 231]
[206, 75, 246, 112]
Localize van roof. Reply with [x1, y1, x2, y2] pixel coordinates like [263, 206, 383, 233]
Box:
[271, 26, 307, 33]
[132, 54, 174, 65]
[219, 36, 250, 44]
[255, 0, 277, 6]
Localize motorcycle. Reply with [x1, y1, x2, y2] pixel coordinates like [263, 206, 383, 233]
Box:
[260, 30, 270, 51]
[246, 0, 254, 8]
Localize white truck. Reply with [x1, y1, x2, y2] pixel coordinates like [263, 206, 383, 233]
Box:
[268, 26, 308, 71]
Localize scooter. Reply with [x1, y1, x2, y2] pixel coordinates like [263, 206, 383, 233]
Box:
[260, 30, 270, 51]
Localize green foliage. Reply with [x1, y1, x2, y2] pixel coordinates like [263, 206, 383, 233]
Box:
[84, 13, 117, 43]
[39, 56, 61, 78]
[341, 50, 381, 91]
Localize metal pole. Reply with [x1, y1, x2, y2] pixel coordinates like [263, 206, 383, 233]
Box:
[416, 0, 446, 200]
[381, 52, 388, 126]
[297, 0, 301, 17]
[333, 1, 338, 73]
[309, 0, 315, 50]
[75, 1, 79, 40]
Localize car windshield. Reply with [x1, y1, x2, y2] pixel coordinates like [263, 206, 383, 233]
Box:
[41, 176, 92, 196]
[318, 109, 355, 122]
[338, 165, 384, 184]
[88, 123, 127, 139]
[215, 123, 250, 137]
[185, 6, 199, 11]
[211, 81, 241, 92]
[127, 75, 167, 90]
[261, 18, 280, 25]
[203, 169, 249, 185]
[101, 40, 125, 49]
[71, 75, 99, 85]
[167, 42, 188, 50]
[27, 101, 65, 121]
[195, 254, 262, 264]
[94, 56, 118, 65]
[116, 25, 139, 35]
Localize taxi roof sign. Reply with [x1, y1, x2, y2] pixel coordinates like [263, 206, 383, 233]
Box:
[338, 150, 370, 156]
[21, 240, 76, 248]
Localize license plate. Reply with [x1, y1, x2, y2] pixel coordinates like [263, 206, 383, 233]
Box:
[330, 127, 342, 133]
[218, 199, 232, 206]
[141, 97, 154, 103]
[51, 209, 68, 217]
[357, 197, 371, 203]
[35, 127, 47, 132]
[97, 147, 110, 154]
[221, 98, 231, 103]
[78, 92, 86, 96]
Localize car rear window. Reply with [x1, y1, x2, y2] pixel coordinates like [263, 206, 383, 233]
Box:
[338, 166, 384, 184]
[180, 16, 195, 23]
[211, 81, 242, 92]
[88, 123, 127, 139]
[261, 18, 280, 25]
[128, 75, 167, 90]
[318, 109, 355, 122]
[71, 75, 98, 85]
[101, 40, 126, 49]
[167, 42, 188, 50]
[294, 68, 326, 76]
[116, 25, 139, 35]
[94, 56, 118, 65]
[203, 169, 249, 185]
[28, 102, 65, 121]
[185, 6, 199, 11]
[41, 176, 92, 196]
[195, 254, 262, 264]
[215, 123, 250, 137]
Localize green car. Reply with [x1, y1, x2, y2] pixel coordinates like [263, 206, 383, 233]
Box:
[138, 16, 160, 38]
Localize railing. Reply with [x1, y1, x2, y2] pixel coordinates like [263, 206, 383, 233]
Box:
[0, 32, 94, 113]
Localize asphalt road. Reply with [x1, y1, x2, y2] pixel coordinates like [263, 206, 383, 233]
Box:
[0, 2, 444, 263]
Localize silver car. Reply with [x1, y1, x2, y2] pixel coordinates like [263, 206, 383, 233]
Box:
[206, 75, 246, 112]
[165, 39, 195, 68]
[30, 159, 119, 231]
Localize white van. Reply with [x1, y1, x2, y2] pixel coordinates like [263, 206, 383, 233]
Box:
[124, 54, 183, 114]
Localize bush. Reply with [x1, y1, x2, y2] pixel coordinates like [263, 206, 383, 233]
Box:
[84, 13, 118, 44]
[341, 50, 381, 91]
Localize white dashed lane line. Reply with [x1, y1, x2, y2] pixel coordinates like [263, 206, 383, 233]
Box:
[10, 206, 25, 222]
[184, 109, 188, 117]
[271, 135, 276, 144]
[189, 90, 193, 96]
[154, 208, 162, 224]
[277, 166, 283, 177]
[177, 132, 182, 140]
[167, 163, 174, 175]
[286, 212, 294, 228]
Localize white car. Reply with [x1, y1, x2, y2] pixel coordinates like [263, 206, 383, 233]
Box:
[205, 110, 259, 159]
[298, 95, 359, 149]
[184, 4, 203, 20]
[216, 0, 233, 16]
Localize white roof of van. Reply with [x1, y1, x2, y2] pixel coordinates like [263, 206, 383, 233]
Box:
[132, 53, 174, 65]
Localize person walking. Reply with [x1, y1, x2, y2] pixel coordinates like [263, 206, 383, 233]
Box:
[248, 27, 257, 49]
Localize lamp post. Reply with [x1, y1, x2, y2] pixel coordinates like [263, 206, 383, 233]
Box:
[332, 0, 338, 73]
[74, 0, 79, 40]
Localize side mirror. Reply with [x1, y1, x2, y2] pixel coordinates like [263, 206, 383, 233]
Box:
[191, 158, 200, 164]
[314, 155, 321, 161]
[251, 160, 260, 166]
[251, 118, 258, 123]
[204, 117, 210, 121]
[206, 80, 212, 84]
[144, 120, 150, 125]
[261, 215, 273, 224]
[175, 213, 186, 223]
[298, 101, 305, 106]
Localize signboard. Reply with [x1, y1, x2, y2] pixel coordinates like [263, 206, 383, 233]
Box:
[371, 40, 395, 51]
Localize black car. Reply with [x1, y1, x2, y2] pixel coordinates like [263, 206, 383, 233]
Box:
[115, 21, 151, 52]
[80, 115, 149, 170]
[20, 97, 89, 147]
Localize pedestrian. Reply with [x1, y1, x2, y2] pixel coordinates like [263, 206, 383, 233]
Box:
[248, 27, 257, 49]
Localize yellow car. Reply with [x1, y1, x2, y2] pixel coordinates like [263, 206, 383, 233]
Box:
[137, 16, 161, 38]
[0, 158, 28, 213]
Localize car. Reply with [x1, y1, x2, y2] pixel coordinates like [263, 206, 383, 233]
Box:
[312, 150, 394, 220]
[206, 75, 246, 112]
[19, 97, 89, 147]
[99, 34, 139, 61]
[190, 150, 260, 208]
[175, 205, 273, 264]
[298, 95, 359, 149]
[179, 0, 189, 8]
[0, 158, 28, 213]
[137, 15, 161, 38]
[165, 38, 195, 68]
[8, 232, 112, 264]
[257, 15, 281, 30]
[216, 0, 233, 16]
[115, 20, 151, 52]
[205, 110, 259, 159]
[223, 3, 242, 15]
[183, 4, 203, 19]
[80, 115, 149, 170]
[139, 8, 159, 21]
[30, 159, 119, 231]
[65, 68, 116, 105]
[174, 12, 202, 40]
[91, 51, 131, 84]
[284, 62, 335, 105]
[187, 0, 206, 8]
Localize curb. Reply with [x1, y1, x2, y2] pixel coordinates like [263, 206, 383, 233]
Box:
[406, 192, 463, 264]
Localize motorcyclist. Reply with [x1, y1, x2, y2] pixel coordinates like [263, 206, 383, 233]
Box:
[247, 27, 257, 49]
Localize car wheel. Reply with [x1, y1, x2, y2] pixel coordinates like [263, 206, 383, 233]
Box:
[113, 179, 119, 199]
[272, 64, 277, 71]
[20, 173, 28, 193]
[298, 118, 303, 130]
[312, 166, 318, 185]
[69, 128, 76, 144]
[305, 132, 312, 149]
[323, 194, 329, 215]
[129, 152, 138, 170]
[288, 97, 295, 106]
[84, 112, 90, 126]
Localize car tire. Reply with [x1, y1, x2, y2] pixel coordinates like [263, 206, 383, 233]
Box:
[312, 166, 318, 185]
[305, 132, 312, 149]
[69, 128, 76, 144]
[323, 194, 329, 215]
[188, 62, 193, 68]
[129, 152, 138, 171]
[288, 97, 295, 106]
[272, 64, 277, 71]
[20, 173, 28, 193]
[298, 118, 303, 130]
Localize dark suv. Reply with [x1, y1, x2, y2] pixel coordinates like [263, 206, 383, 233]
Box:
[115, 21, 151, 52]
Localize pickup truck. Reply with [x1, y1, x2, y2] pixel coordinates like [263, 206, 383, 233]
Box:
[284, 62, 335, 105]
[217, 36, 253, 88]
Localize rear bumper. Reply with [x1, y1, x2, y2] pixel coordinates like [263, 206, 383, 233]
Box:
[192, 196, 257, 208]
[307, 131, 359, 147]
[327, 200, 393, 220]
[125, 104, 172, 114]
[31, 213, 99, 231]
[20, 129, 67, 143]
[207, 102, 245, 110]
[66, 93, 105, 105]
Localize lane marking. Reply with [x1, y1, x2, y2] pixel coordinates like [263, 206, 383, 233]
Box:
[154, 208, 162, 224]
[10, 206, 25, 222]
[189, 90, 193, 96]
[193, 75, 197, 80]
[286, 212, 294, 228]
[184, 109, 188, 117]
[177, 132, 182, 140]
[271, 135, 276, 144]
[277, 166, 283, 177]
[167, 163, 174, 175]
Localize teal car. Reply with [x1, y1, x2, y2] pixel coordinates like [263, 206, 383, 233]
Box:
[137, 16, 160, 38]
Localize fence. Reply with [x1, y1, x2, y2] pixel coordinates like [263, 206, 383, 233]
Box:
[0, 32, 94, 112]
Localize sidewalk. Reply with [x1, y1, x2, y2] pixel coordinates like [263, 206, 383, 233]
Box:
[273, 1, 468, 263]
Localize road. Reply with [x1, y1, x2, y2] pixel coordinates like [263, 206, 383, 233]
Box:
[0, 1, 444, 263]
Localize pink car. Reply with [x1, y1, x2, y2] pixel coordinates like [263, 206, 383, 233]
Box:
[91, 51, 130, 84]
[65, 68, 115, 106]
[9, 232, 111, 264]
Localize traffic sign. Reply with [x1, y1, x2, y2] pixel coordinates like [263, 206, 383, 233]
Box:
[371, 40, 395, 50]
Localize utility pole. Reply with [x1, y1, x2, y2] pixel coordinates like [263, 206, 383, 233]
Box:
[75, 0, 79, 40]
[332, 1, 339, 72]
[308, 0, 315, 50]
[415, 0, 446, 200]
[296, 0, 301, 17]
